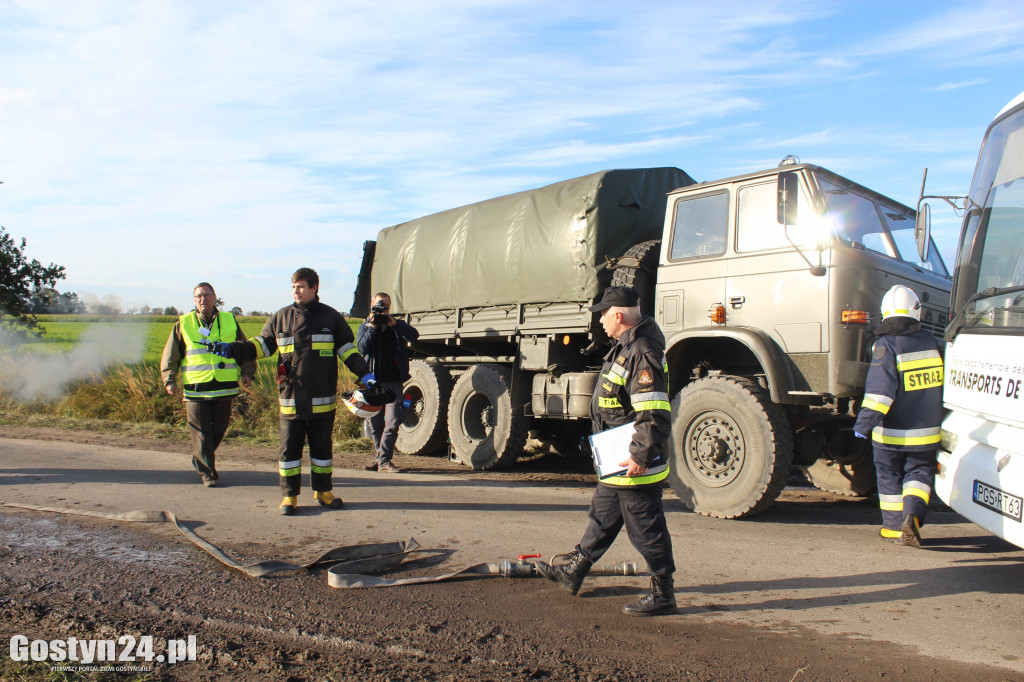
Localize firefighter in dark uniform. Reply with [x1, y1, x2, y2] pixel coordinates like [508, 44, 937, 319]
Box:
[854, 284, 944, 547]
[536, 287, 676, 616]
[213, 267, 386, 515]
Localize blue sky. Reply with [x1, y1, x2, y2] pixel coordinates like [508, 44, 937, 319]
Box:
[1, 0, 1022, 314]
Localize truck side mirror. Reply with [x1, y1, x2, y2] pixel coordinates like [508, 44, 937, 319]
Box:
[777, 172, 798, 225]
[915, 202, 932, 263]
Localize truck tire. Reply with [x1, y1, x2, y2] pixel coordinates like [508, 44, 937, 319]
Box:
[396, 360, 453, 456]
[447, 364, 528, 470]
[802, 437, 876, 496]
[667, 375, 793, 519]
[611, 239, 660, 315]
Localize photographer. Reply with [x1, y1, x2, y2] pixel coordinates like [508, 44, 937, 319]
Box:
[356, 292, 419, 473]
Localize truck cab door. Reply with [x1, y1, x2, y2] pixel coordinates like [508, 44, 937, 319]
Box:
[725, 176, 829, 355]
[656, 190, 730, 334]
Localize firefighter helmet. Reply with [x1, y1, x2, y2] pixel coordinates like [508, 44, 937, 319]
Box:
[881, 285, 921, 320]
[342, 390, 383, 419]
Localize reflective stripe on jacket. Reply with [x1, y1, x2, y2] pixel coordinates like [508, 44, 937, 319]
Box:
[591, 316, 671, 487]
[238, 297, 369, 419]
[853, 319, 943, 451]
[179, 311, 240, 399]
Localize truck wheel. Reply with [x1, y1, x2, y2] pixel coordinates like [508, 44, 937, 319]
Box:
[611, 239, 660, 316]
[667, 375, 793, 519]
[396, 360, 453, 456]
[802, 436, 876, 496]
[447, 364, 527, 470]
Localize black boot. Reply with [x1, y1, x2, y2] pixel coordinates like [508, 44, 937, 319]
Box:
[623, 575, 676, 616]
[535, 550, 593, 596]
[901, 514, 922, 547]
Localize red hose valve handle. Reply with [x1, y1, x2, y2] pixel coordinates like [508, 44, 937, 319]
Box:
[517, 554, 541, 561]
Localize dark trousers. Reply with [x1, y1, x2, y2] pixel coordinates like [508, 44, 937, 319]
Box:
[369, 380, 406, 464]
[186, 399, 233, 480]
[279, 413, 335, 496]
[578, 483, 675, 577]
[874, 446, 937, 532]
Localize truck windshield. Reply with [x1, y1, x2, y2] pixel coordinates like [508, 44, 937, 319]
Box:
[815, 174, 949, 275]
[952, 105, 1024, 332]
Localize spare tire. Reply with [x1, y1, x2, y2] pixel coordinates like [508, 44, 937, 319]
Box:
[611, 239, 661, 316]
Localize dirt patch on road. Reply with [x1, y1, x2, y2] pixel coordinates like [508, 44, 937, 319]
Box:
[1, 506, 1012, 682]
[1, 424, 1015, 680]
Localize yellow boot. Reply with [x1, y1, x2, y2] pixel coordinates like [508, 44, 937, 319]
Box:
[314, 491, 344, 509]
[280, 496, 297, 516]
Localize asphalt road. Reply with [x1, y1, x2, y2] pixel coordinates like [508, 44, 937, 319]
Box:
[2, 435, 1023, 676]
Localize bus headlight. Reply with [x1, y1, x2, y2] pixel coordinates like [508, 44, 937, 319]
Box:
[939, 429, 957, 454]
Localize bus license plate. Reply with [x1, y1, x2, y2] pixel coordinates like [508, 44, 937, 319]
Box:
[973, 480, 1024, 522]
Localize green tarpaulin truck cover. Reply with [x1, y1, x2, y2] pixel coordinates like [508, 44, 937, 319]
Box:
[371, 167, 695, 314]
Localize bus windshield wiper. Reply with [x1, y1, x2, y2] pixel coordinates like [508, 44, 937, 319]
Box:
[945, 284, 1024, 342]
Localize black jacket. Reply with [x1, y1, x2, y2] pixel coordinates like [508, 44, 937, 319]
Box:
[229, 297, 369, 420]
[853, 317, 943, 451]
[591, 316, 671, 486]
[356, 318, 419, 383]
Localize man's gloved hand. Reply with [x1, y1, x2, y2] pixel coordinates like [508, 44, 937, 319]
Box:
[212, 342, 234, 358]
[359, 373, 376, 387]
[853, 431, 868, 440]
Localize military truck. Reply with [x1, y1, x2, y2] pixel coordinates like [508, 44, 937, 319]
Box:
[351, 160, 952, 518]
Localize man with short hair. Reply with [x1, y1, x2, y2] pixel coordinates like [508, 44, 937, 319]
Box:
[357, 292, 419, 473]
[536, 286, 677, 616]
[161, 282, 255, 487]
[213, 268, 382, 515]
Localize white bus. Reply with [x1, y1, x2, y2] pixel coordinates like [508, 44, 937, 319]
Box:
[928, 90, 1024, 548]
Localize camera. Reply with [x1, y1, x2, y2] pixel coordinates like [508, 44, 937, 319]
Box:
[371, 300, 389, 326]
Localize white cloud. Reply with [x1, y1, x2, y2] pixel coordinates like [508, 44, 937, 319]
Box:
[0, 1, 1020, 311]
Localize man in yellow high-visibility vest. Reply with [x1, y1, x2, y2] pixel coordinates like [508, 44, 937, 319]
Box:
[161, 282, 255, 487]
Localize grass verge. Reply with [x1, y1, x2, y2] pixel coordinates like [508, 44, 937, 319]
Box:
[0, 359, 371, 452]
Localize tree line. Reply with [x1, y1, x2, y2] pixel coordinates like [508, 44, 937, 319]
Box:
[2, 226, 267, 337]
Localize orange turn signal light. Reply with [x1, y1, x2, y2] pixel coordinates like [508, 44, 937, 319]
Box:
[841, 310, 870, 325]
[710, 304, 726, 325]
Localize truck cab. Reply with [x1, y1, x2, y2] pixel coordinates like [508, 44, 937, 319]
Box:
[651, 162, 951, 517]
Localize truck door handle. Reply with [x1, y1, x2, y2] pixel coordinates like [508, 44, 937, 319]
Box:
[730, 296, 745, 309]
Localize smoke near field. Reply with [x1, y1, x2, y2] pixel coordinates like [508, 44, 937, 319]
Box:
[0, 323, 146, 402]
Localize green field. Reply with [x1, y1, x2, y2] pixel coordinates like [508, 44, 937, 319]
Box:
[21, 314, 362, 363]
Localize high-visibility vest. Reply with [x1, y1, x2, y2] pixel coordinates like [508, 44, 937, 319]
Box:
[179, 311, 241, 399]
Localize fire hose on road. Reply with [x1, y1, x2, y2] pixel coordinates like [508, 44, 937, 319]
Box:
[0, 501, 645, 588]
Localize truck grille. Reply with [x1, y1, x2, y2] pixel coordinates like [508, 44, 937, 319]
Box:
[919, 306, 948, 340]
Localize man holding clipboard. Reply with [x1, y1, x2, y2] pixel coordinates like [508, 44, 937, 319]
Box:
[536, 287, 676, 616]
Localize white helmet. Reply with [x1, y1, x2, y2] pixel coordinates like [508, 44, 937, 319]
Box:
[342, 390, 383, 419]
[881, 285, 921, 320]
